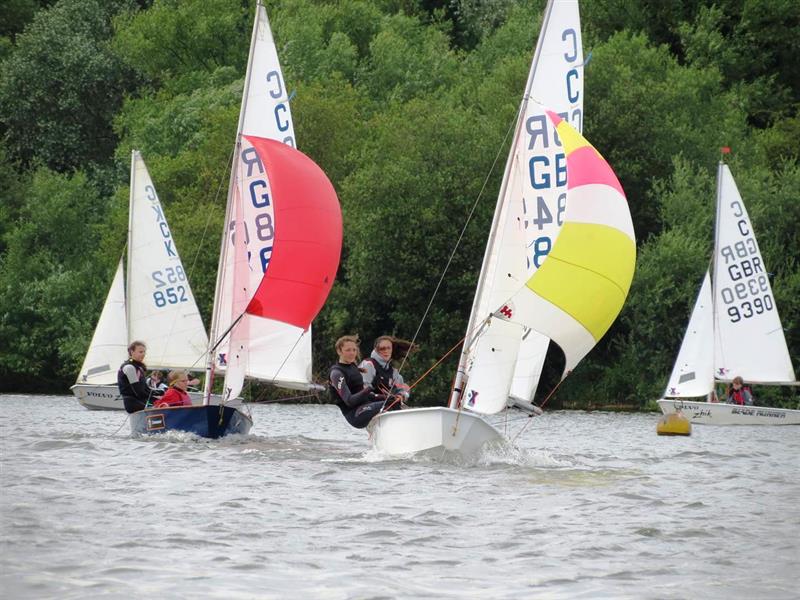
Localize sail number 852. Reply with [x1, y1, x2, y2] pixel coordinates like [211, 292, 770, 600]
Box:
[152, 267, 188, 308]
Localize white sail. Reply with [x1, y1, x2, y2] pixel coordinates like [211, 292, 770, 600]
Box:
[712, 164, 796, 384]
[510, 0, 584, 402]
[456, 0, 584, 413]
[126, 151, 209, 370]
[664, 271, 714, 397]
[76, 259, 128, 385]
[209, 3, 312, 392]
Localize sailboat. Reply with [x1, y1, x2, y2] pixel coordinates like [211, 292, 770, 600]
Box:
[657, 162, 799, 425]
[71, 151, 209, 410]
[129, 2, 342, 438]
[368, 0, 637, 456]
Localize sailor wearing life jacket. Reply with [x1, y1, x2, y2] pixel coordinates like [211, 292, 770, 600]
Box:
[358, 335, 411, 406]
[117, 340, 163, 413]
[725, 376, 754, 406]
[328, 335, 394, 429]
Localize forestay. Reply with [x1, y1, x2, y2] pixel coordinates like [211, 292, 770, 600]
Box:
[712, 164, 795, 384]
[127, 151, 208, 369]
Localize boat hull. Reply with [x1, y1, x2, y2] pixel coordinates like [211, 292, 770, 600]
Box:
[71, 384, 232, 411]
[129, 405, 253, 438]
[658, 399, 800, 425]
[367, 407, 504, 456]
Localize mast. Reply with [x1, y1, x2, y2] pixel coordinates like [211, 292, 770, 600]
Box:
[710, 158, 724, 383]
[125, 150, 136, 343]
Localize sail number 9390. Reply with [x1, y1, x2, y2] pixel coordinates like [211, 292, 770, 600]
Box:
[151, 267, 188, 308]
[720, 274, 773, 323]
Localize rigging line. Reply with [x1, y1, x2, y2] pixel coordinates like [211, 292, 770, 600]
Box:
[510, 370, 570, 443]
[395, 103, 523, 376]
[110, 414, 130, 437]
[268, 331, 306, 388]
[188, 143, 237, 282]
[251, 392, 320, 404]
[379, 335, 468, 414]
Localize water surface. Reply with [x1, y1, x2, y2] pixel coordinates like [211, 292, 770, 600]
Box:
[1, 395, 798, 599]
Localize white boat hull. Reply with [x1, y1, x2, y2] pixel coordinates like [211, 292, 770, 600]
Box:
[658, 399, 800, 425]
[70, 384, 233, 411]
[367, 407, 504, 457]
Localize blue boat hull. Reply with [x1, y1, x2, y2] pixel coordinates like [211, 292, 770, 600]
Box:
[130, 405, 253, 439]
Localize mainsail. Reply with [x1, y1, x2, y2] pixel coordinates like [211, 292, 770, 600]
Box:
[208, 4, 343, 402]
[711, 164, 795, 384]
[208, 3, 313, 391]
[127, 151, 209, 369]
[463, 112, 636, 415]
[454, 0, 583, 411]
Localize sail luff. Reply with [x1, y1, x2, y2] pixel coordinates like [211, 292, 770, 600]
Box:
[710, 161, 724, 377]
[126, 150, 135, 340]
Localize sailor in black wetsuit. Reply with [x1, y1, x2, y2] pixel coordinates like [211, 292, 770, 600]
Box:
[117, 340, 163, 413]
[328, 335, 390, 429]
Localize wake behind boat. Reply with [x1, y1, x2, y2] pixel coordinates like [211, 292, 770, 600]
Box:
[370, 0, 636, 457]
[131, 2, 342, 439]
[657, 161, 798, 425]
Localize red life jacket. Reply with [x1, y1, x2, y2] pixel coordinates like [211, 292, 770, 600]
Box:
[154, 388, 191, 407]
[729, 387, 751, 405]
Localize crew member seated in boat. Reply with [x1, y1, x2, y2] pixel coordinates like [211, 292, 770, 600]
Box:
[154, 370, 194, 408]
[329, 335, 399, 429]
[117, 341, 163, 413]
[358, 335, 412, 410]
[725, 376, 754, 405]
[146, 370, 168, 391]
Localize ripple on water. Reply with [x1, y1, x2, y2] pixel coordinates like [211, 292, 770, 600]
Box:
[3, 396, 799, 600]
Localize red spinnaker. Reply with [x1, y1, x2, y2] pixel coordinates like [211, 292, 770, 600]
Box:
[244, 136, 342, 330]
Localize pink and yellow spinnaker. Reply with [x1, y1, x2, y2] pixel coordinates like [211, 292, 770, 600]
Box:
[503, 111, 636, 376]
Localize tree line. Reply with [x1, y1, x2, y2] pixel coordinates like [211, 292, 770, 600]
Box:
[1, 0, 797, 408]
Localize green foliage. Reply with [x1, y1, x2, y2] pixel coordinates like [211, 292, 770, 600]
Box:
[0, 0, 138, 171]
[0, 0, 797, 407]
[112, 0, 249, 90]
[0, 168, 116, 390]
[585, 31, 747, 240]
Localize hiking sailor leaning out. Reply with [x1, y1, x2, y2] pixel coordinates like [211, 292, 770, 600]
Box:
[118, 340, 163, 413]
[329, 335, 399, 429]
[359, 335, 411, 408]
